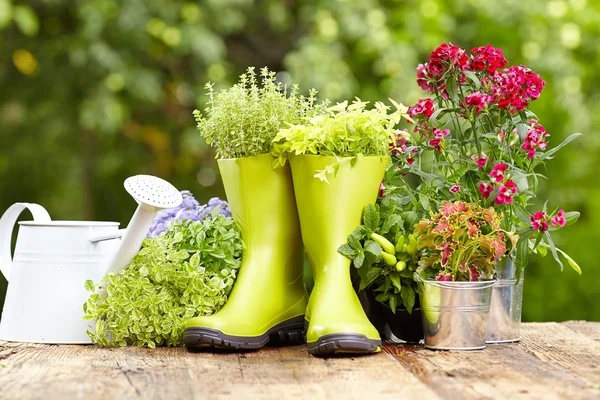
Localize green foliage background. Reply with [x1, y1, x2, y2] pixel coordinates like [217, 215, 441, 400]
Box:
[0, 0, 597, 322]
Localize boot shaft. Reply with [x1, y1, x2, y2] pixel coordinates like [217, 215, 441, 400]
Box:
[218, 154, 304, 283]
[289, 155, 389, 277]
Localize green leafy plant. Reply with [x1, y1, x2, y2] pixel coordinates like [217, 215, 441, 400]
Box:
[415, 201, 518, 281]
[271, 98, 412, 181]
[338, 197, 424, 313]
[193, 66, 327, 159]
[83, 210, 242, 347]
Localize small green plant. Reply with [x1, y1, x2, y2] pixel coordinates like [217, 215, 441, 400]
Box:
[271, 98, 412, 181]
[338, 197, 423, 313]
[83, 210, 242, 347]
[414, 201, 518, 281]
[193, 66, 327, 159]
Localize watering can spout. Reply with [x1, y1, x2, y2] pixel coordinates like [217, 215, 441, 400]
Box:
[102, 175, 182, 274]
[0, 203, 51, 281]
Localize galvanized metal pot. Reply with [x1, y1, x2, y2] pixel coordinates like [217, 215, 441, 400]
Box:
[486, 256, 523, 343]
[416, 275, 495, 350]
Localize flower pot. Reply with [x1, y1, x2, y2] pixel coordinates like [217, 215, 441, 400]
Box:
[358, 289, 423, 343]
[486, 256, 523, 343]
[416, 275, 495, 350]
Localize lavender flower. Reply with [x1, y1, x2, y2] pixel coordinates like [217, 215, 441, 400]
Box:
[147, 191, 231, 238]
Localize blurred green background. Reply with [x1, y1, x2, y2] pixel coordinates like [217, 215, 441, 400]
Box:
[0, 0, 598, 322]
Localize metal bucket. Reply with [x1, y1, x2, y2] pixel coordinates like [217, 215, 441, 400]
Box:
[486, 257, 523, 343]
[416, 275, 495, 350]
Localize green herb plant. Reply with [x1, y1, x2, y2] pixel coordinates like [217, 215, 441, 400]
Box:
[193, 66, 327, 159]
[83, 209, 242, 348]
[271, 98, 412, 182]
[337, 197, 423, 313]
[414, 201, 518, 281]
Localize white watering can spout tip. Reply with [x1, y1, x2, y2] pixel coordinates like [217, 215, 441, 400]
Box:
[105, 175, 183, 274]
[124, 175, 183, 210]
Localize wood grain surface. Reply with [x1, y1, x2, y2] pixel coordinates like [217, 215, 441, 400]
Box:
[0, 322, 598, 399]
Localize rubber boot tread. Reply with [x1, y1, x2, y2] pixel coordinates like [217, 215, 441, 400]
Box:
[184, 315, 306, 350]
[307, 333, 381, 356]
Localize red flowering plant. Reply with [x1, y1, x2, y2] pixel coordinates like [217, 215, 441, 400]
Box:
[414, 201, 517, 281]
[383, 43, 581, 279]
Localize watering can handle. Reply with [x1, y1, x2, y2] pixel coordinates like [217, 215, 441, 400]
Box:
[0, 203, 51, 281]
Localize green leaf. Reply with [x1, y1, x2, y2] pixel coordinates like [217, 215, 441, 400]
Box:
[173, 231, 184, 243]
[347, 234, 363, 251]
[389, 272, 402, 291]
[446, 75, 459, 102]
[463, 71, 481, 89]
[400, 285, 416, 314]
[359, 267, 383, 290]
[515, 232, 531, 274]
[555, 247, 582, 275]
[564, 211, 580, 227]
[389, 294, 397, 312]
[353, 251, 365, 269]
[419, 194, 431, 211]
[364, 240, 383, 258]
[375, 292, 390, 302]
[485, 186, 500, 207]
[338, 243, 356, 259]
[511, 170, 529, 193]
[84, 280, 95, 292]
[363, 204, 380, 232]
[512, 202, 532, 225]
[538, 133, 582, 160]
[190, 252, 200, 268]
[380, 214, 403, 235]
[516, 123, 529, 141]
[543, 231, 564, 271]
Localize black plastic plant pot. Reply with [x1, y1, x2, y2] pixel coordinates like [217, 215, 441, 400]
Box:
[379, 302, 424, 343]
[358, 288, 424, 343]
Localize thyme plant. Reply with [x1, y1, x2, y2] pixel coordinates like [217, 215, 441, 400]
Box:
[193, 67, 327, 159]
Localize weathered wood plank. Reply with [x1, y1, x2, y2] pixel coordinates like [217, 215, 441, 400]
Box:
[520, 322, 600, 388]
[383, 321, 600, 400]
[0, 343, 438, 399]
[0, 322, 598, 400]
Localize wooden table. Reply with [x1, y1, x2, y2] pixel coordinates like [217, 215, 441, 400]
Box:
[0, 321, 598, 399]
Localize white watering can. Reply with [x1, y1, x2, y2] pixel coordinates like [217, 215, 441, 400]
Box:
[0, 175, 182, 344]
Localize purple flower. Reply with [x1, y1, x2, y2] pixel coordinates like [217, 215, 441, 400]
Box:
[147, 191, 231, 237]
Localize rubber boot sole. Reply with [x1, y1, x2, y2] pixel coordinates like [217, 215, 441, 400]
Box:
[307, 333, 381, 357]
[183, 315, 306, 350]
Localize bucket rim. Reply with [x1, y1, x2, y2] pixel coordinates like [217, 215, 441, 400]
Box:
[19, 220, 120, 227]
[414, 274, 496, 290]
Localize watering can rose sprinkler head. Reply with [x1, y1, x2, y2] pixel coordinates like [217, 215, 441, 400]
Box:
[104, 175, 182, 274]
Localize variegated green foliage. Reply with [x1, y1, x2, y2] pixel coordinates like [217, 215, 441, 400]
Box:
[271, 98, 411, 181]
[83, 210, 242, 347]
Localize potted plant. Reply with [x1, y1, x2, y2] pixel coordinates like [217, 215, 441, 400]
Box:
[184, 67, 326, 350]
[383, 43, 581, 343]
[271, 98, 411, 356]
[414, 201, 517, 350]
[338, 197, 425, 343]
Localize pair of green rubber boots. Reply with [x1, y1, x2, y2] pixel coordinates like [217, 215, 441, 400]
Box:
[183, 154, 388, 356]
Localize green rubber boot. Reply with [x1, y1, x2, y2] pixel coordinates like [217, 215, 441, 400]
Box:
[289, 155, 389, 356]
[184, 154, 308, 350]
